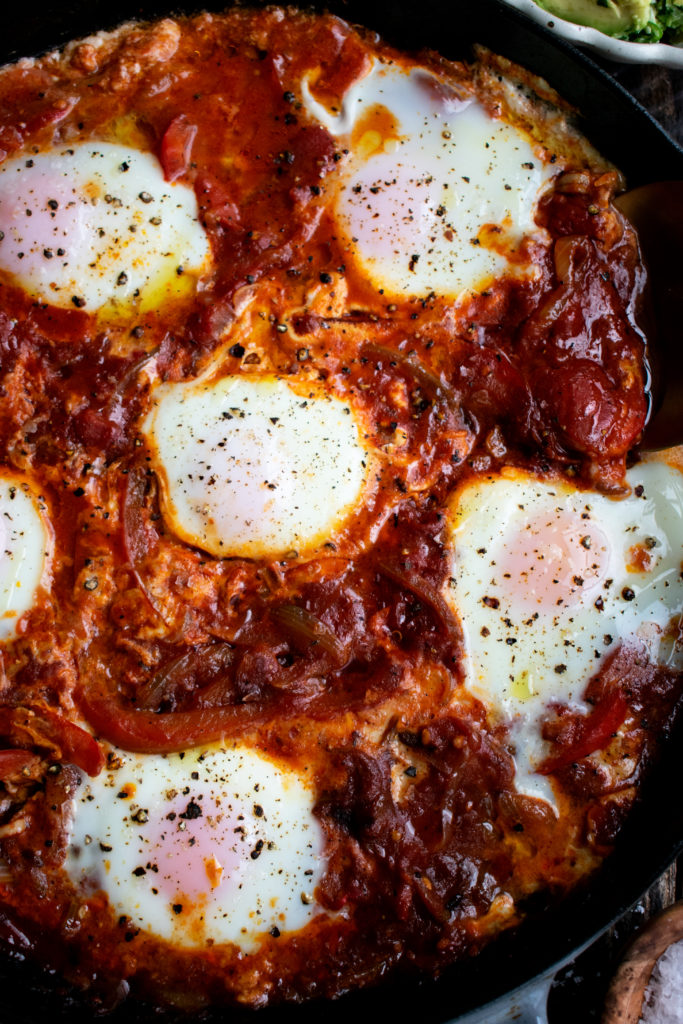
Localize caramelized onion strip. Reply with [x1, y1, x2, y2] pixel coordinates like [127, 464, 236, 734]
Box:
[271, 603, 345, 661]
[122, 467, 172, 627]
[362, 343, 461, 412]
[136, 643, 236, 710]
[377, 561, 460, 647]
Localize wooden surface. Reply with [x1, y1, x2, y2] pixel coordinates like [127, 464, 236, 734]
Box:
[545, 57, 683, 1024]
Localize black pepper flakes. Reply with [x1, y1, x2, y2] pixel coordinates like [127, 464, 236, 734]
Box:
[179, 799, 203, 820]
[250, 839, 264, 860]
[229, 343, 245, 358]
[397, 730, 420, 748]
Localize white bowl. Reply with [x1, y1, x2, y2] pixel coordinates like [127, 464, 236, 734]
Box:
[501, 0, 683, 69]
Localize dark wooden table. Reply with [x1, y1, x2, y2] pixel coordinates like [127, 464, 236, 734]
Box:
[546, 57, 683, 1024]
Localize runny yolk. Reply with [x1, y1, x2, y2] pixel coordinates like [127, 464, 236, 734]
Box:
[148, 794, 245, 902]
[497, 510, 610, 613]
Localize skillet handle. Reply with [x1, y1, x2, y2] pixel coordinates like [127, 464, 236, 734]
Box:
[456, 973, 552, 1024]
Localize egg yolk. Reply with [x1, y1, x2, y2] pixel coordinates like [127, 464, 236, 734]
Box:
[497, 512, 610, 612]
[148, 793, 246, 902]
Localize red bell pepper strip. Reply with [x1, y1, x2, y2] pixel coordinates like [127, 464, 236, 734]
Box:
[0, 706, 104, 777]
[538, 689, 629, 775]
[78, 692, 266, 754]
[0, 750, 40, 778]
[160, 114, 197, 182]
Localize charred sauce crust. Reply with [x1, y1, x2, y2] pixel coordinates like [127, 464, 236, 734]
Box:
[0, 6, 678, 1014]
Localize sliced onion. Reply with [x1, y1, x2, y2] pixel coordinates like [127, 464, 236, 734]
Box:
[556, 171, 591, 195]
[122, 467, 172, 627]
[362, 342, 462, 414]
[271, 603, 345, 661]
[553, 236, 578, 284]
[0, 816, 28, 839]
[136, 643, 235, 710]
[377, 561, 460, 647]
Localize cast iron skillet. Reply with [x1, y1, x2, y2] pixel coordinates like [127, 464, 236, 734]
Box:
[2, 1, 683, 1021]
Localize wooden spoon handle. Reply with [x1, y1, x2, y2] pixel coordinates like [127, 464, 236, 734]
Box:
[602, 900, 683, 1023]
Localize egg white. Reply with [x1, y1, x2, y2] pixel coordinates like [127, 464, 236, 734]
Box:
[0, 474, 51, 641]
[301, 61, 555, 301]
[444, 461, 683, 804]
[65, 742, 327, 951]
[0, 143, 210, 312]
[143, 373, 375, 560]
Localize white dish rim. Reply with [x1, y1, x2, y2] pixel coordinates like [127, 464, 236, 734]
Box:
[500, 0, 683, 69]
